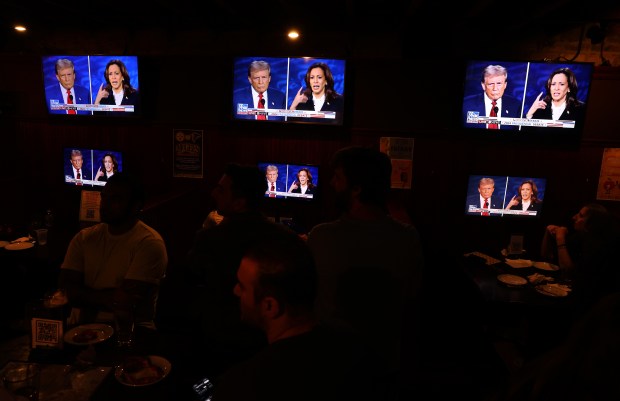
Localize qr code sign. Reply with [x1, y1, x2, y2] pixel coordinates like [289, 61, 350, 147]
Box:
[32, 318, 62, 347]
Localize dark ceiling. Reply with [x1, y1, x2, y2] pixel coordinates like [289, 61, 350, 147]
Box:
[1, 0, 618, 55]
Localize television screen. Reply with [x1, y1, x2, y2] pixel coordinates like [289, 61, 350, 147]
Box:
[63, 147, 124, 188]
[461, 60, 594, 136]
[464, 175, 547, 217]
[42, 55, 140, 116]
[257, 162, 320, 200]
[232, 56, 346, 125]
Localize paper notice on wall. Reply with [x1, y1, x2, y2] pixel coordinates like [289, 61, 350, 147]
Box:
[380, 137, 414, 189]
[173, 129, 204, 178]
[597, 148, 620, 201]
[79, 190, 101, 222]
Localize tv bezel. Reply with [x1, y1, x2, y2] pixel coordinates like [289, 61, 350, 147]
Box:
[231, 56, 347, 126]
[41, 54, 141, 118]
[459, 59, 594, 143]
[63, 147, 124, 189]
[464, 174, 547, 219]
[257, 161, 320, 201]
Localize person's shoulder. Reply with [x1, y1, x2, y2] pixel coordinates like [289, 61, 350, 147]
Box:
[136, 221, 166, 241]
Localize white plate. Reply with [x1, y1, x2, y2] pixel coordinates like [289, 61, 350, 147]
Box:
[5, 241, 34, 251]
[533, 261, 560, 271]
[504, 259, 533, 269]
[0, 240, 9, 248]
[64, 324, 114, 345]
[497, 274, 528, 286]
[115, 355, 171, 387]
[535, 284, 570, 297]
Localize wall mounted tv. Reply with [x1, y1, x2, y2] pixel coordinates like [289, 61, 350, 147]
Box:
[63, 147, 124, 188]
[460, 60, 594, 138]
[42, 55, 140, 117]
[464, 175, 547, 218]
[232, 56, 346, 125]
[257, 162, 320, 200]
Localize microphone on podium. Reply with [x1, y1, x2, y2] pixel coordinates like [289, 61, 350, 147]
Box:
[259, 98, 265, 107]
[493, 106, 498, 114]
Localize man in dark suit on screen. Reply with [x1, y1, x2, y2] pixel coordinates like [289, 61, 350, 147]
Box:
[462, 64, 522, 130]
[45, 58, 92, 115]
[232, 60, 286, 121]
[466, 177, 503, 216]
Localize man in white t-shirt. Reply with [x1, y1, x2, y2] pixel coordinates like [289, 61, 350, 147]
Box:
[59, 172, 168, 329]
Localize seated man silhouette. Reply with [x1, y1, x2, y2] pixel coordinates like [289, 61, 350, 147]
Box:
[185, 163, 295, 373]
[212, 230, 387, 401]
[59, 172, 168, 330]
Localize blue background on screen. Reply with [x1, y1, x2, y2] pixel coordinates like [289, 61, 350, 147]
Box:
[92, 149, 124, 175]
[463, 61, 529, 103]
[522, 62, 593, 112]
[90, 55, 140, 95]
[42, 55, 92, 91]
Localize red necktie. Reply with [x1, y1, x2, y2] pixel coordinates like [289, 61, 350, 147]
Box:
[67, 89, 76, 114]
[76, 169, 82, 186]
[269, 183, 275, 197]
[257, 93, 266, 120]
[482, 198, 489, 216]
[488, 100, 498, 129]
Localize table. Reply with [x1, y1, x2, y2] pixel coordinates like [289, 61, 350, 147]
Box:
[0, 325, 205, 401]
[460, 252, 577, 361]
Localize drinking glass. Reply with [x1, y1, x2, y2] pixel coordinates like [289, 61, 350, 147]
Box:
[1, 362, 40, 401]
[113, 303, 135, 348]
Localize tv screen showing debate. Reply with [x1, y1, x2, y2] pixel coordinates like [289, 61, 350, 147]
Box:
[464, 174, 547, 218]
[232, 56, 346, 126]
[461, 60, 594, 136]
[42, 55, 140, 117]
[63, 147, 124, 188]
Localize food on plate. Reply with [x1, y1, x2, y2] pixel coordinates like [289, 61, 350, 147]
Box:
[497, 274, 527, 286]
[72, 329, 100, 343]
[536, 283, 572, 297]
[533, 261, 560, 271]
[120, 356, 164, 385]
[527, 273, 554, 285]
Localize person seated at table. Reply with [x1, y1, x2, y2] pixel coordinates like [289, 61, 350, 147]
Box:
[212, 230, 387, 401]
[185, 163, 296, 373]
[540, 202, 620, 317]
[59, 172, 168, 329]
[490, 291, 620, 401]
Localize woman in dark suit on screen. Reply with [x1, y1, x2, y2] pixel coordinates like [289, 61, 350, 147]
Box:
[288, 168, 316, 196]
[525, 67, 585, 127]
[505, 180, 542, 213]
[94, 59, 140, 115]
[95, 153, 119, 182]
[289, 62, 344, 123]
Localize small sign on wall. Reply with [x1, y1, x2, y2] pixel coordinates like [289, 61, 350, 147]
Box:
[173, 129, 203, 179]
[597, 148, 620, 201]
[79, 190, 101, 222]
[380, 137, 414, 189]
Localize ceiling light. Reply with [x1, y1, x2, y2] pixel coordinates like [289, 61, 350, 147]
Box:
[288, 30, 299, 39]
[14, 25, 27, 32]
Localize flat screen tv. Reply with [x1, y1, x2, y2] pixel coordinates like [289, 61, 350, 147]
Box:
[232, 56, 346, 125]
[257, 162, 320, 200]
[42, 55, 140, 116]
[460, 60, 594, 138]
[63, 147, 124, 188]
[464, 175, 547, 218]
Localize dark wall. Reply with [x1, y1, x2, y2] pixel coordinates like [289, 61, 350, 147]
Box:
[1, 45, 620, 264]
